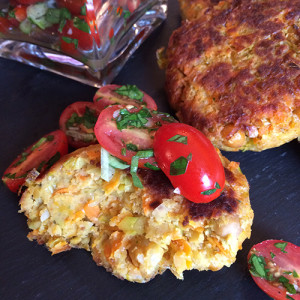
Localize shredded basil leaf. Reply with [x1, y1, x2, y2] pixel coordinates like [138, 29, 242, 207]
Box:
[80, 4, 86, 16]
[286, 295, 295, 300]
[126, 143, 138, 152]
[46, 152, 61, 170]
[61, 36, 78, 48]
[284, 271, 292, 275]
[73, 16, 90, 33]
[3, 173, 16, 179]
[270, 252, 276, 259]
[37, 160, 46, 172]
[13, 152, 29, 167]
[248, 254, 267, 278]
[293, 270, 299, 278]
[144, 162, 160, 171]
[170, 155, 190, 176]
[123, 10, 131, 19]
[66, 107, 97, 129]
[279, 276, 296, 294]
[201, 182, 221, 196]
[114, 85, 144, 101]
[8, 10, 15, 18]
[121, 148, 126, 156]
[167, 134, 187, 144]
[116, 108, 151, 130]
[274, 242, 288, 253]
[130, 150, 154, 188]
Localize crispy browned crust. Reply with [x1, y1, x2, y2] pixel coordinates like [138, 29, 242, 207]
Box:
[165, 0, 300, 151]
[138, 154, 240, 220]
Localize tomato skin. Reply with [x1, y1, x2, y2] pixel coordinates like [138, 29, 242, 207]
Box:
[2, 130, 68, 193]
[93, 84, 157, 111]
[16, 0, 40, 5]
[60, 16, 100, 53]
[0, 17, 13, 33]
[127, 0, 140, 12]
[94, 105, 175, 167]
[56, 0, 86, 15]
[153, 123, 225, 203]
[248, 240, 300, 300]
[59, 101, 102, 149]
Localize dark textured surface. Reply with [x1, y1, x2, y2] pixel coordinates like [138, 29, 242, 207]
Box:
[0, 1, 299, 299]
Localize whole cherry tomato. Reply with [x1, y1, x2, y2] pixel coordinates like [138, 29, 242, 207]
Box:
[153, 123, 225, 203]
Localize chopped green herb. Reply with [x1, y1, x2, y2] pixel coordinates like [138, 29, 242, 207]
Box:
[274, 242, 288, 253]
[126, 143, 138, 152]
[66, 107, 97, 129]
[62, 36, 78, 48]
[8, 10, 15, 18]
[278, 276, 296, 294]
[95, 97, 102, 102]
[58, 19, 66, 33]
[37, 160, 46, 172]
[80, 4, 86, 16]
[3, 172, 27, 179]
[47, 135, 54, 141]
[121, 148, 126, 156]
[286, 295, 295, 300]
[13, 152, 29, 167]
[167, 134, 187, 144]
[115, 108, 151, 130]
[284, 271, 292, 275]
[123, 10, 131, 19]
[293, 270, 299, 278]
[31, 137, 47, 151]
[46, 152, 60, 170]
[270, 252, 276, 259]
[201, 188, 217, 195]
[130, 150, 154, 188]
[73, 16, 90, 33]
[4, 173, 16, 179]
[170, 155, 190, 176]
[115, 85, 144, 101]
[144, 162, 160, 171]
[187, 153, 192, 161]
[201, 182, 221, 196]
[248, 254, 267, 278]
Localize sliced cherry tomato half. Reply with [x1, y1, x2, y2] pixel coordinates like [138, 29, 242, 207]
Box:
[94, 105, 176, 167]
[7, 5, 27, 26]
[248, 240, 300, 300]
[59, 101, 103, 149]
[93, 84, 157, 111]
[153, 123, 225, 203]
[2, 130, 68, 193]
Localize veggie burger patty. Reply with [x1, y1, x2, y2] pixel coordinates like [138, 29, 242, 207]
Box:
[162, 0, 300, 151]
[20, 144, 253, 282]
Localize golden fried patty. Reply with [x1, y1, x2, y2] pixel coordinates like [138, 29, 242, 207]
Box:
[20, 145, 253, 282]
[163, 0, 300, 151]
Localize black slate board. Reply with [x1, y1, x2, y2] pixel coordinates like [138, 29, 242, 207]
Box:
[0, 1, 299, 299]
